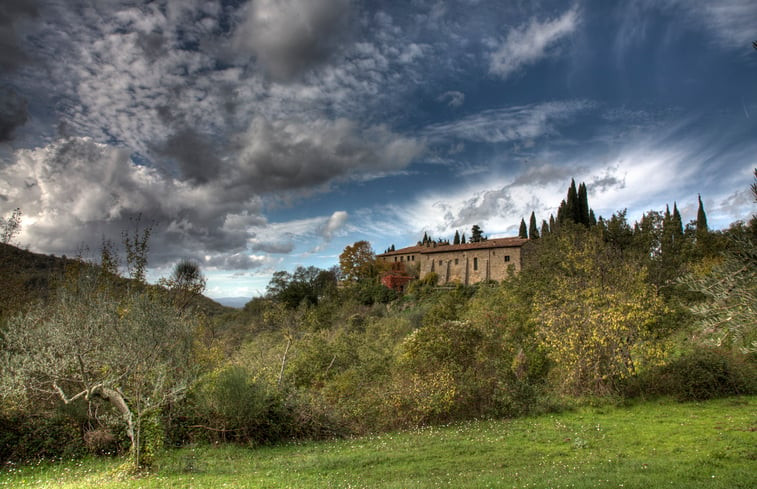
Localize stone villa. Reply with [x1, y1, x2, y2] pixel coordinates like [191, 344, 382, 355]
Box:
[377, 237, 529, 291]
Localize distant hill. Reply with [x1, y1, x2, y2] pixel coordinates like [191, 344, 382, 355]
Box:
[0, 243, 231, 319]
[213, 296, 252, 309]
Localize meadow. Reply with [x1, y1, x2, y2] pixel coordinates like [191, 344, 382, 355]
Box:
[2, 397, 754, 489]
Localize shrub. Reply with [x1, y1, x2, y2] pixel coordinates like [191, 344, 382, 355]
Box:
[636, 347, 756, 401]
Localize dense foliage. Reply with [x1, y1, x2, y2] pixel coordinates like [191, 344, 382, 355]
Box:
[1, 177, 755, 467]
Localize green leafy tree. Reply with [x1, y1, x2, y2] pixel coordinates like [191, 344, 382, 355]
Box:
[679, 234, 756, 353]
[532, 229, 668, 395]
[453, 230, 461, 245]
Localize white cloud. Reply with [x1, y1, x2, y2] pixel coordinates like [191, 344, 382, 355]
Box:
[665, 0, 757, 50]
[489, 6, 579, 80]
[438, 90, 465, 108]
[424, 100, 592, 144]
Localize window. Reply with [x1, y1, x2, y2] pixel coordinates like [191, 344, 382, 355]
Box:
[455, 258, 459, 265]
[400, 256, 404, 261]
[439, 260, 443, 265]
[473, 257, 478, 271]
[504, 255, 510, 262]
[412, 256, 415, 261]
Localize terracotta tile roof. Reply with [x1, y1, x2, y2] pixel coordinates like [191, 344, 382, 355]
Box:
[377, 245, 425, 257]
[377, 237, 528, 257]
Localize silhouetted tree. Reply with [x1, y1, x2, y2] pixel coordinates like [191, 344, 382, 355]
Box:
[518, 219, 528, 239]
[528, 212, 539, 239]
[471, 224, 484, 243]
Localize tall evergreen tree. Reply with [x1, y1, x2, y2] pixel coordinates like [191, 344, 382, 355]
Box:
[672, 202, 684, 238]
[567, 179, 579, 223]
[578, 183, 590, 225]
[518, 219, 528, 239]
[529, 211, 540, 239]
[696, 194, 708, 233]
[549, 214, 556, 233]
[589, 209, 597, 226]
[453, 230, 460, 245]
[541, 219, 550, 237]
[461, 233, 466, 244]
[471, 224, 484, 243]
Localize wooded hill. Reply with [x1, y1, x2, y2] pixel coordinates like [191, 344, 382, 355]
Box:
[1, 175, 755, 472]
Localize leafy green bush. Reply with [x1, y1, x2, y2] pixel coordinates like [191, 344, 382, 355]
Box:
[636, 347, 756, 401]
[0, 412, 87, 462]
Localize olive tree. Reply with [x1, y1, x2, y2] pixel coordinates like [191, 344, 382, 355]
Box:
[1, 269, 199, 469]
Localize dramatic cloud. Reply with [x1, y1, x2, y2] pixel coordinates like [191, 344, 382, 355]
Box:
[489, 6, 579, 80]
[233, 0, 353, 81]
[0, 0, 40, 72]
[0, 137, 259, 265]
[0, 86, 28, 142]
[233, 117, 425, 193]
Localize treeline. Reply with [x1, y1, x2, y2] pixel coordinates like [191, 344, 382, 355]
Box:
[1, 176, 755, 471]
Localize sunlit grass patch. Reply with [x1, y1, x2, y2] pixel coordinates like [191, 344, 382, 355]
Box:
[2, 397, 755, 489]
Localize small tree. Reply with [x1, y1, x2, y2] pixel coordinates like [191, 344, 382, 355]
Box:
[471, 225, 484, 243]
[1, 271, 198, 469]
[158, 259, 207, 310]
[0, 207, 21, 245]
[339, 241, 376, 282]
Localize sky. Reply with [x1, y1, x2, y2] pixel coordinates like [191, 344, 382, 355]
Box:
[1, 0, 756, 300]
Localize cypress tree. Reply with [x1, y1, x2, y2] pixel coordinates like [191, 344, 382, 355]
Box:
[461, 233, 466, 244]
[696, 194, 708, 233]
[453, 230, 460, 245]
[518, 218, 528, 239]
[541, 219, 550, 237]
[528, 211, 540, 239]
[566, 179, 579, 223]
[549, 214, 556, 233]
[589, 209, 597, 226]
[672, 202, 683, 237]
[578, 182, 590, 225]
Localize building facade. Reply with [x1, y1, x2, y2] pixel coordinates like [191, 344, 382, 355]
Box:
[377, 237, 528, 288]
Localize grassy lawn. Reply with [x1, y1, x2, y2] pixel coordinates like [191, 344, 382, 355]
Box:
[2, 397, 755, 489]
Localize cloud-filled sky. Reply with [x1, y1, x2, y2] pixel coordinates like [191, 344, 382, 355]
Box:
[1, 0, 755, 299]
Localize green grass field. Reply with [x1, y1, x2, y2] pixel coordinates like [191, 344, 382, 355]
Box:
[2, 397, 755, 489]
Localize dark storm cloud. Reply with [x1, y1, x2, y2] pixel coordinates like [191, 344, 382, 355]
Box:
[156, 127, 224, 183]
[233, 0, 353, 81]
[232, 117, 424, 193]
[0, 0, 40, 71]
[0, 86, 28, 142]
[251, 241, 296, 254]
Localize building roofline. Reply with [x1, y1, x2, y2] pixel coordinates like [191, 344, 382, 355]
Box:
[377, 237, 528, 257]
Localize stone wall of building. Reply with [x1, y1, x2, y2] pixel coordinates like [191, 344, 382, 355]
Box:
[377, 238, 528, 287]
